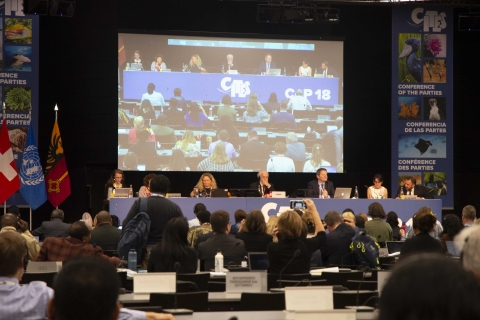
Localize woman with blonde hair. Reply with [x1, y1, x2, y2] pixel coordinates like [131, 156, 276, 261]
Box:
[173, 130, 200, 157]
[267, 199, 326, 274]
[184, 54, 206, 73]
[197, 142, 234, 172]
[128, 116, 155, 144]
[303, 144, 331, 172]
[190, 172, 218, 198]
[243, 98, 268, 123]
[266, 216, 279, 242]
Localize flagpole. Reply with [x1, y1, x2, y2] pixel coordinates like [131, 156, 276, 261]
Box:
[29, 104, 33, 227]
[54, 104, 58, 209]
[30, 208, 32, 231]
[3, 102, 6, 214]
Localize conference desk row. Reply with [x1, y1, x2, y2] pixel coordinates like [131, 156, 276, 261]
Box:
[109, 198, 442, 226]
[174, 310, 378, 320]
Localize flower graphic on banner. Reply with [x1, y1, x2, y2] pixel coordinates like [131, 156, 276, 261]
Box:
[427, 38, 442, 56]
[423, 34, 447, 58]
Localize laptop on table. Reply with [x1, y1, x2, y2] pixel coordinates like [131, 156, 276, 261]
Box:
[333, 188, 352, 199]
[386, 241, 405, 257]
[248, 252, 269, 271]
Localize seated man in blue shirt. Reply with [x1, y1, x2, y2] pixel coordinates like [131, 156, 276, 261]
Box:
[285, 131, 306, 162]
[270, 100, 296, 129]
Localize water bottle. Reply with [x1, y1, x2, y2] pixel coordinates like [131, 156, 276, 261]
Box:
[222, 65, 225, 74]
[126, 62, 130, 70]
[283, 67, 286, 76]
[354, 186, 359, 199]
[107, 187, 113, 199]
[128, 249, 137, 271]
[128, 185, 133, 198]
[194, 187, 199, 198]
[241, 256, 248, 268]
[215, 250, 224, 272]
[400, 188, 405, 199]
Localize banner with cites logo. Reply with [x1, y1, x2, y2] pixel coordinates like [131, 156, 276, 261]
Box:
[392, 7, 453, 208]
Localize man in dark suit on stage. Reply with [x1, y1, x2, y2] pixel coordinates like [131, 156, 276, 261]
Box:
[197, 210, 246, 271]
[396, 176, 433, 199]
[307, 168, 335, 198]
[237, 130, 271, 168]
[32, 209, 71, 241]
[250, 170, 275, 197]
[258, 53, 276, 74]
[90, 211, 121, 251]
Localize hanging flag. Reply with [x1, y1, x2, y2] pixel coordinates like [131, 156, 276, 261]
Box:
[0, 119, 21, 203]
[19, 120, 47, 210]
[45, 120, 70, 207]
[118, 37, 126, 67]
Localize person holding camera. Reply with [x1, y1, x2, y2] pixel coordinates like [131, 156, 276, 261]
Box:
[0, 213, 40, 260]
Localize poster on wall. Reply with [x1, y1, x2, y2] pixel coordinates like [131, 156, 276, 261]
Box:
[0, 0, 40, 205]
[392, 7, 453, 209]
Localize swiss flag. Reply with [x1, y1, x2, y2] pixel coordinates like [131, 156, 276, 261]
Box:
[0, 119, 20, 203]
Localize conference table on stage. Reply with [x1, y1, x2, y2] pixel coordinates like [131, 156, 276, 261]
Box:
[109, 197, 442, 225]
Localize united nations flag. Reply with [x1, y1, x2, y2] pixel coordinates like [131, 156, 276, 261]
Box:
[19, 121, 47, 210]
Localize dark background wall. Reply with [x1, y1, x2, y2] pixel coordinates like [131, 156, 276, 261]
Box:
[27, 0, 480, 227]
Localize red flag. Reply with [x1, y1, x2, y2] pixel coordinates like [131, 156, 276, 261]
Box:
[45, 120, 70, 207]
[118, 37, 126, 67]
[0, 119, 20, 203]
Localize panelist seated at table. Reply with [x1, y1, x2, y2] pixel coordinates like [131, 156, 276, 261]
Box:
[243, 98, 269, 124]
[183, 54, 206, 73]
[197, 210, 247, 271]
[298, 59, 312, 77]
[267, 142, 295, 172]
[208, 130, 237, 159]
[250, 170, 275, 197]
[150, 54, 166, 72]
[190, 172, 218, 198]
[270, 99, 296, 129]
[223, 54, 239, 74]
[367, 173, 388, 199]
[131, 49, 143, 69]
[287, 89, 312, 111]
[396, 176, 433, 199]
[320, 61, 336, 78]
[198, 142, 235, 172]
[104, 169, 125, 199]
[185, 102, 209, 127]
[307, 168, 335, 198]
[258, 53, 276, 74]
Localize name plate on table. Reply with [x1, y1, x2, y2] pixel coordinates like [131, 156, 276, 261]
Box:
[293, 310, 356, 320]
[271, 191, 286, 198]
[167, 193, 182, 198]
[226, 272, 267, 293]
[134, 272, 176, 294]
[26, 261, 62, 273]
[285, 286, 333, 311]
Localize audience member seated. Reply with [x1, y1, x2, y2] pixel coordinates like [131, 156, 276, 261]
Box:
[230, 209, 247, 235]
[128, 128, 157, 158]
[161, 149, 190, 171]
[173, 88, 188, 113]
[173, 130, 200, 157]
[163, 98, 184, 124]
[90, 211, 121, 251]
[386, 211, 405, 241]
[439, 214, 463, 252]
[266, 216, 279, 243]
[267, 141, 295, 172]
[208, 130, 237, 159]
[270, 99, 296, 129]
[263, 92, 280, 114]
[190, 173, 218, 198]
[149, 217, 197, 273]
[216, 115, 240, 148]
[267, 199, 325, 274]
[217, 95, 236, 122]
[197, 210, 246, 270]
[187, 210, 212, 248]
[405, 206, 443, 239]
[32, 209, 71, 241]
[197, 142, 235, 172]
[301, 209, 322, 267]
[50, 256, 174, 320]
[0, 214, 39, 260]
[323, 116, 343, 166]
[137, 99, 156, 120]
[104, 169, 125, 199]
[122, 152, 139, 170]
[341, 210, 355, 227]
[367, 173, 388, 199]
[138, 173, 156, 198]
[0, 232, 53, 319]
[243, 97, 268, 124]
[303, 144, 330, 172]
[364, 202, 393, 243]
[150, 54, 166, 71]
[285, 132, 306, 162]
[188, 203, 207, 228]
[141, 82, 165, 108]
[321, 210, 356, 267]
[462, 205, 476, 227]
[128, 116, 155, 144]
[400, 211, 444, 260]
[249, 170, 275, 197]
[185, 102, 208, 127]
[35, 221, 121, 267]
[379, 253, 480, 320]
[287, 89, 312, 111]
[236, 210, 273, 253]
[150, 114, 177, 143]
[237, 130, 270, 168]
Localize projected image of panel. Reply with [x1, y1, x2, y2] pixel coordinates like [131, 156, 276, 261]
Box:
[118, 33, 344, 172]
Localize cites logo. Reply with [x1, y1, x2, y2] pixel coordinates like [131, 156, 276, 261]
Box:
[218, 77, 251, 98]
[409, 8, 446, 32]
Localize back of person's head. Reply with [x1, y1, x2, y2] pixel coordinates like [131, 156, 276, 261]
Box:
[244, 210, 267, 235]
[50, 256, 120, 320]
[95, 211, 111, 226]
[169, 97, 178, 109]
[149, 174, 170, 194]
[221, 95, 232, 105]
[247, 130, 258, 140]
[147, 82, 155, 94]
[157, 114, 168, 125]
[69, 221, 91, 241]
[279, 99, 288, 110]
[462, 205, 476, 221]
[158, 217, 190, 272]
[234, 209, 247, 223]
[136, 128, 151, 142]
[285, 131, 298, 143]
[110, 215, 120, 228]
[162, 217, 189, 247]
[342, 208, 355, 215]
[301, 210, 315, 234]
[194, 203, 207, 214]
[355, 215, 365, 229]
[358, 213, 368, 222]
[412, 211, 437, 233]
[197, 210, 211, 224]
[462, 225, 480, 277]
[266, 216, 279, 242]
[324, 211, 342, 227]
[386, 211, 399, 228]
[368, 202, 387, 219]
[342, 211, 355, 222]
[274, 141, 287, 154]
[295, 89, 303, 96]
[51, 209, 65, 221]
[441, 214, 463, 237]
[218, 130, 229, 141]
[174, 88, 181, 96]
[142, 173, 156, 187]
[379, 254, 480, 320]
[7, 205, 20, 217]
[0, 232, 26, 277]
[0, 214, 18, 229]
[211, 210, 230, 234]
[277, 210, 303, 240]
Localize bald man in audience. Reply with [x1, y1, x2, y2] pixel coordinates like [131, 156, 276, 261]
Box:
[35, 221, 121, 267]
[462, 205, 476, 227]
[32, 209, 71, 240]
[0, 214, 39, 260]
[90, 211, 121, 251]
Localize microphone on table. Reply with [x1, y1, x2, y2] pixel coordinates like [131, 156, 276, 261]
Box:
[278, 249, 301, 289]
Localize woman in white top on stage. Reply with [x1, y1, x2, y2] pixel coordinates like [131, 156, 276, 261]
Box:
[298, 59, 312, 77]
[367, 173, 388, 199]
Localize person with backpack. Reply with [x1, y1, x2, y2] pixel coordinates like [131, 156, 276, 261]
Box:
[121, 175, 183, 268]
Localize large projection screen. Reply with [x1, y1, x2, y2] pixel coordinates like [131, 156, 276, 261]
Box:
[118, 33, 344, 173]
